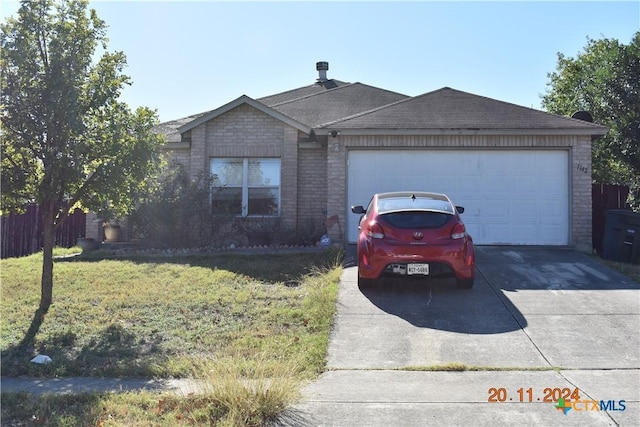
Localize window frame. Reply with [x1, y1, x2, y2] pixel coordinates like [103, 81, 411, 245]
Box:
[210, 157, 281, 217]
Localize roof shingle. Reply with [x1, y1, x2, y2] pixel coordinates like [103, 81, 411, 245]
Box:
[268, 83, 409, 128]
[257, 79, 351, 106]
[319, 87, 608, 133]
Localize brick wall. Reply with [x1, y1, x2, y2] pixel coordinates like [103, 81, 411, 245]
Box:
[161, 145, 191, 172]
[297, 146, 328, 236]
[174, 104, 299, 229]
[326, 139, 347, 243]
[571, 136, 593, 252]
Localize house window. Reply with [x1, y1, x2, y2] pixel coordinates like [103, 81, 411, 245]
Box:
[210, 158, 280, 216]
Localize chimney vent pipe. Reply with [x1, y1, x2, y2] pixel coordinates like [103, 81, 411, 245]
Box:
[316, 61, 329, 81]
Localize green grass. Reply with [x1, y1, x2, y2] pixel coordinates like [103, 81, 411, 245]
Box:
[1, 248, 342, 426]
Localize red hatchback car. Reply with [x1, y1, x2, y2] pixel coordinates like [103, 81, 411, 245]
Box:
[351, 191, 475, 288]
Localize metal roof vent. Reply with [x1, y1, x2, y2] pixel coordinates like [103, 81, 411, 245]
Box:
[316, 61, 329, 82]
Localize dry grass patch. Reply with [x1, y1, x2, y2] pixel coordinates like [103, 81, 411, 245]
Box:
[191, 355, 302, 426]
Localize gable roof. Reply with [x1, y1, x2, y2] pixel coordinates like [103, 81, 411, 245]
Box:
[319, 87, 608, 136]
[177, 95, 312, 135]
[268, 83, 409, 128]
[158, 81, 406, 141]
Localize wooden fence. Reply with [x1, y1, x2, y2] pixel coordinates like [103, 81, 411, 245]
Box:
[1, 205, 86, 259]
[592, 184, 630, 255]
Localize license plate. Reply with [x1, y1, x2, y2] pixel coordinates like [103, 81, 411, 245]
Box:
[407, 263, 429, 275]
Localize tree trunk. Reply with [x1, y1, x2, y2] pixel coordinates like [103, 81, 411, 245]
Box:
[40, 201, 56, 312]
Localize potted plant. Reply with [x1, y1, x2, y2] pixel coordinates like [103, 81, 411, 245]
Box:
[103, 221, 123, 242]
[98, 207, 126, 243]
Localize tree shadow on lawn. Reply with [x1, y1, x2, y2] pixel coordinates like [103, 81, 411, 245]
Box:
[2, 318, 166, 378]
[1, 391, 106, 426]
[3, 249, 341, 378]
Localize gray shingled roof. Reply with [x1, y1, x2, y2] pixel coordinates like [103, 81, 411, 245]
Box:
[318, 87, 608, 134]
[158, 85, 607, 141]
[154, 112, 209, 143]
[257, 79, 351, 106]
[156, 80, 352, 141]
[268, 83, 409, 128]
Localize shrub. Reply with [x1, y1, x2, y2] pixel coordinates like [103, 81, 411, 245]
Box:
[129, 165, 233, 248]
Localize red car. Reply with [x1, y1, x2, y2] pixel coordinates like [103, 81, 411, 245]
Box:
[351, 191, 475, 288]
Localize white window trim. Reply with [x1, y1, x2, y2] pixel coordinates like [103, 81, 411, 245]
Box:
[211, 158, 281, 217]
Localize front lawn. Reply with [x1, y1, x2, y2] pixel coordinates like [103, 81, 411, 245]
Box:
[1, 248, 342, 425]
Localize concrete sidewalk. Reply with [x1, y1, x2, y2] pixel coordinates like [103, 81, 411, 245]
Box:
[294, 369, 639, 426]
[0, 369, 640, 427]
[1, 376, 203, 396]
[3, 370, 638, 426]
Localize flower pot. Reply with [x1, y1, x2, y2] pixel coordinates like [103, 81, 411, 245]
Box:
[104, 224, 123, 242]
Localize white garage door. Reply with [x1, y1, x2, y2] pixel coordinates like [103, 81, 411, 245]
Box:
[347, 150, 569, 245]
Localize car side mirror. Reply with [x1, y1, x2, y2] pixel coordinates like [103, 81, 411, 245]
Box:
[351, 205, 366, 214]
[456, 206, 465, 214]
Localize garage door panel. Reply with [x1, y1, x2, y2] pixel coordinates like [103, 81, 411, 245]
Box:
[478, 200, 511, 218]
[513, 224, 537, 239]
[513, 199, 538, 214]
[472, 223, 513, 244]
[540, 226, 568, 245]
[347, 150, 569, 245]
[514, 180, 543, 194]
[456, 179, 483, 195]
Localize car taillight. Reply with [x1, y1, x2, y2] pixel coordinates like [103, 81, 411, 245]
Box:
[366, 221, 384, 239]
[451, 222, 466, 239]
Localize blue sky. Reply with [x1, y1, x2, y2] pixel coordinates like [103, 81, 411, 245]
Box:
[2, 1, 638, 123]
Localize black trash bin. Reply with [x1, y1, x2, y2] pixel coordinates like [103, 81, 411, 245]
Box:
[602, 209, 640, 264]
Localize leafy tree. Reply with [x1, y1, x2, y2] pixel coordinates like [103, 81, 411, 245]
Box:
[541, 32, 640, 209]
[1, 0, 164, 311]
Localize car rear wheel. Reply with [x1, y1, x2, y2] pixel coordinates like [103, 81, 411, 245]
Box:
[358, 275, 376, 288]
[456, 277, 474, 289]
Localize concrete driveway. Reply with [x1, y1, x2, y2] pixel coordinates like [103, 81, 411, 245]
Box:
[288, 247, 640, 426]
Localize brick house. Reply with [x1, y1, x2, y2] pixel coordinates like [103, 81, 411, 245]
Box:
[154, 62, 607, 251]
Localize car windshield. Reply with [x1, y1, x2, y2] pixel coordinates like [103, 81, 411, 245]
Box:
[377, 197, 454, 214]
[381, 211, 453, 229]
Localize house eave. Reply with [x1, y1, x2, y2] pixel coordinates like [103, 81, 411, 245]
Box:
[161, 141, 190, 150]
[318, 127, 609, 137]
